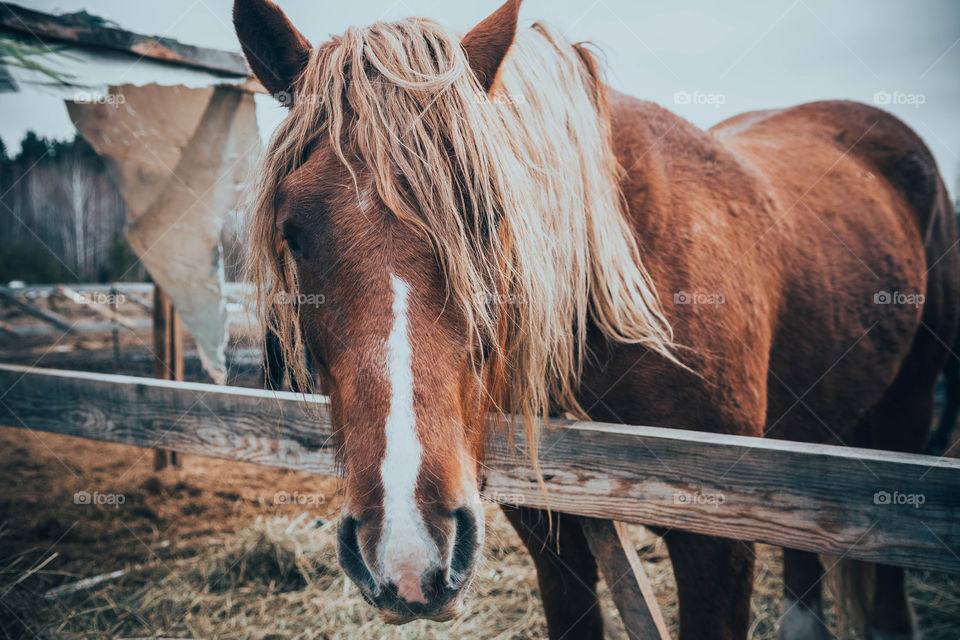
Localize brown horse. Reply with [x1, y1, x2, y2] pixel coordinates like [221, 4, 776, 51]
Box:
[234, 0, 958, 638]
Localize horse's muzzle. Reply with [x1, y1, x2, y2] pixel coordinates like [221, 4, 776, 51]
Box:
[336, 507, 481, 622]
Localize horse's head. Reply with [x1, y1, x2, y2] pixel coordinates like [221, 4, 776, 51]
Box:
[236, 0, 677, 623]
[234, 0, 523, 623]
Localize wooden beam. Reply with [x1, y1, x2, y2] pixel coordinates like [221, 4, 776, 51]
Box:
[9, 282, 245, 299]
[151, 286, 184, 381]
[0, 364, 958, 574]
[581, 518, 670, 640]
[1, 320, 151, 337]
[151, 285, 183, 469]
[57, 285, 136, 330]
[114, 287, 153, 312]
[0, 320, 17, 337]
[0, 2, 249, 77]
[110, 286, 120, 363]
[0, 285, 74, 333]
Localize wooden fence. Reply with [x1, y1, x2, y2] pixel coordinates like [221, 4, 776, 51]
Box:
[0, 283, 255, 338]
[1, 362, 958, 575]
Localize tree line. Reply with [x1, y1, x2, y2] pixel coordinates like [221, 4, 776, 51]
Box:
[0, 132, 245, 285]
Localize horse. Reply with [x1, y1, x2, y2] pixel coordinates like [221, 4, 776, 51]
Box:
[233, 0, 959, 637]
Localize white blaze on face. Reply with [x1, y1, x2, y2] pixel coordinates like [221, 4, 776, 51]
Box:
[378, 274, 437, 604]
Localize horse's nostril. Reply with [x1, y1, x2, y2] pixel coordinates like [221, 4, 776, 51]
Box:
[336, 516, 376, 594]
[422, 566, 449, 602]
[449, 508, 479, 586]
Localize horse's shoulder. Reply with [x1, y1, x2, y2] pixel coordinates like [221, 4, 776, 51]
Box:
[605, 88, 743, 171]
[606, 89, 709, 139]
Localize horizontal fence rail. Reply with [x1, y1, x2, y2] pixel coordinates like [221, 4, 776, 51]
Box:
[0, 363, 958, 574]
[0, 283, 256, 337]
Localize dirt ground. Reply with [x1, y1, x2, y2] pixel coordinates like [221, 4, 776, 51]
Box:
[1, 292, 959, 639]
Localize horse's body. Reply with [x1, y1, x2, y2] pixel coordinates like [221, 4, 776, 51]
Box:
[516, 93, 958, 639]
[584, 93, 956, 450]
[233, 1, 958, 637]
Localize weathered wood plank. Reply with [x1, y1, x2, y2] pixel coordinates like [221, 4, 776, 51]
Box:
[0, 285, 74, 333]
[9, 282, 248, 299]
[115, 287, 153, 312]
[57, 285, 136, 330]
[0, 363, 338, 476]
[582, 518, 670, 640]
[0, 2, 249, 77]
[1, 320, 152, 337]
[487, 422, 960, 575]
[0, 364, 958, 574]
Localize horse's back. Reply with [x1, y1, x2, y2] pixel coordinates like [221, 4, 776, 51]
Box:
[713, 100, 949, 241]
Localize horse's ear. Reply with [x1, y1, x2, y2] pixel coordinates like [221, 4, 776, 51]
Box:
[233, 0, 312, 105]
[461, 0, 522, 92]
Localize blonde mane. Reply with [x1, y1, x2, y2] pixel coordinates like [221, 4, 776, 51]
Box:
[247, 18, 678, 440]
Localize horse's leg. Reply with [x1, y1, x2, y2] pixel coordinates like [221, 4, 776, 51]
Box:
[663, 530, 754, 640]
[869, 564, 918, 640]
[854, 357, 935, 639]
[925, 352, 959, 455]
[500, 505, 604, 640]
[863, 404, 928, 640]
[779, 548, 828, 640]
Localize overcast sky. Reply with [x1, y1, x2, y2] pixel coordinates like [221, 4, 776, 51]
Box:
[3, 0, 959, 192]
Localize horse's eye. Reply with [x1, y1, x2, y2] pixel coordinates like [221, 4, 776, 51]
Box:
[284, 235, 302, 256]
[282, 226, 303, 258]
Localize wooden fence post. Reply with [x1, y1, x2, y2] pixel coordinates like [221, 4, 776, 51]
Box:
[110, 285, 120, 364]
[152, 284, 183, 470]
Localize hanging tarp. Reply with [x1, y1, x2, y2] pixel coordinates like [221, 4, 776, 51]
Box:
[68, 84, 261, 382]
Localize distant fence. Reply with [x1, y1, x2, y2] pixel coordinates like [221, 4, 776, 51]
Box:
[1, 363, 958, 574]
[0, 283, 255, 337]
